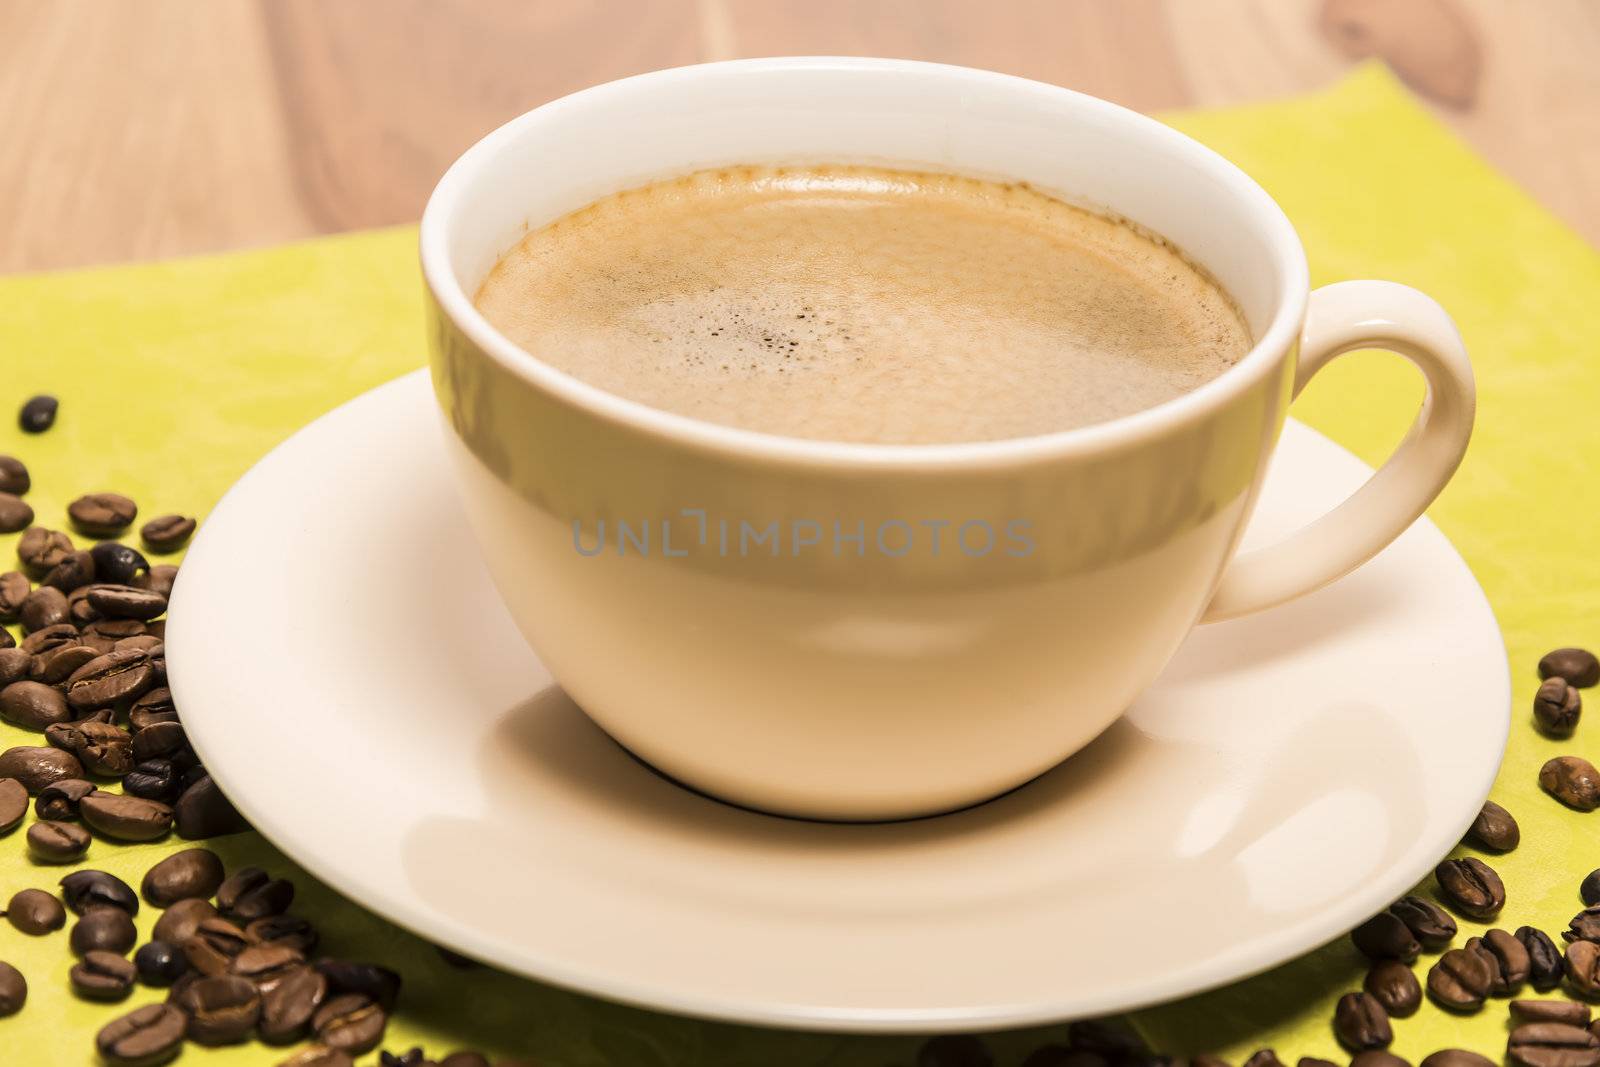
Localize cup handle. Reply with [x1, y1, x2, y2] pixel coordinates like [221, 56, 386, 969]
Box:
[1202, 280, 1475, 622]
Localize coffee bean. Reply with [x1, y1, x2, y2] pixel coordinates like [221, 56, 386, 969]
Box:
[313, 991, 388, 1055]
[43, 548, 96, 592]
[68, 584, 101, 626]
[1514, 1000, 1593, 1026]
[0, 960, 26, 1017]
[140, 515, 197, 554]
[176, 972, 262, 1045]
[20, 621, 77, 654]
[1333, 990, 1392, 1050]
[61, 869, 139, 915]
[82, 616, 146, 650]
[46, 720, 134, 777]
[30, 640, 98, 683]
[1352, 911, 1421, 962]
[18, 394, 57, 433]
[19, 584, 68, 631]
[175, 774, 250, 839]
[35, 777, 94, 820]
[278, 1048, 356, 1067]
[80, 790, 173, 842]
[124, 759, 181, 802]
[379, 1051, 431, 1067]
[142, 847, 224, 906]
[1535, 678, 1584, 737]
[72, 907, 137, 955]
[0, 571, 28, 622]
[0, 775, 25, 832]
[135, 564, 178, 598]
[1508, 1022, 1600, 1067]
[152, 896, 217, 945]
[249, 915, 320, 955]
[314, 958, 402, 1011]
[219, 867, 295, 922]
[184, 916, 256, 975]
[1428, 946, 1494, 1010]
[1364, 959, 1421, 1017]
[0, 492, 32, 534]
[260, 964, 328, 1043]
[1485, 927, 1533, 993]
[87, 541, 149, 585]
[87, 583, 167, 622]
[1436, 857, 1507, 919]
[68, 492, 138, 538]
[1544, 756, 1600, 811]
[0, 646, 31, 686]
[71, 949, 139, 1000]
[0, 679, 70, 730]
[97, 1001, 187, 1066]
[0, 455, 27, 495]
[27, 819, 90, 862]
[1542, 648, 1600, 689]
[1466, 800, 1521, 852]
[128, 686, 178, 728]
[131, 940, 190, 988]
[1418, 1053, 1494, 1067]
[17, 526, 73, 577]
[1568, 940, 1600, 998]
[65, 647, 156, 710]
[3, 888, 65, 934]
[439, 1054, 492, 1067]
[0, 744, 85, 791]
[232, 942, 307, 997]
[0, 627, 11, 649]
[1570, 908, 1600, 944]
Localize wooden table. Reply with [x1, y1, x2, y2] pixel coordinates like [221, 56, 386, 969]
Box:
[2, 0, 1596, 274]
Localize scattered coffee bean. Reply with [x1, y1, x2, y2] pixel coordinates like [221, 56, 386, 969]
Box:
[1514, 1000, 1593, 1026]
[1542, 648, 1600, 689]
[68, 584, 100, 626]
[0, 571, 28, 622]
[1242, 1053, 1286, 1067]
[315, 958, 402, 1011]
[314, 992, 388, 1055]
[65, 647, 156, 710]
[43, 548, 95, 591]
[19, 394, 58, 433]
[439, 1054, 492, 1067]
[3, 888, 65, 934]
[1536, 677, 1584, 737]
[1543, 756, 1600, 811]
[129, 720, 184, 764]
[80, 789, 174, 841]
[1420, 1052, 1491, 1067]
[1507, 1022, 1600, 1067]
[61, 869, 139, 915]
[19, 584, 68, 631]
[71, 949, 139, 1000]
[0, 646, 31, 686]
[68, 492, 138, 538]
[259, 963, 328, 1043]
[0, 492, 31, 534]
[0, 679, 71, 729]
[127, 685, 177, 727]
[134, 940, 191, 987]
[35, 777, 94, 821]
[249, 915, 320, 955]
[0, 744, 85, 792]
[1353, 911, 1421, 962]
[1428, 946, 1495, 1010]
[0, 775, 25, 833]
[46, 720, 134, 776]
[184, 916, 256, 975]
[124, 759, 181, 802]
[30, 640, 98, 683]
[177, 972, 262, 1045]
[141, 847, 224, 906]
[1467, 800, 1521, 851]
[82, 616, 147, 652]
[135, 564, 178, 598]
[175, 773, 250, 838]
[1568, 940, 1600, 998]
[1333, 990, 1392, 1050]
[20, 621, 77, 654]
[219, 867, 295, 922]
[152, 896, 218, 945]
[379, 1051, 432, 1067]
[1350, 1052, 1410, 1067]
[97, 1001, 188, 1066]
[87, 582, 167, 620]
[0, 627, 11, 649]
[230, 943, 306, 995]
[278, 1048, 356, 1067]
[1571, 907, 1600, 944]
[1436, 856, 1507, 919]
[71, 907, 137, 956]
[1485, 927, 1533, 993]
[89, 541, 150, 585]
[27, 819, 90, 862]
[141, 515, 196, 554]
[0, 960, 26, 1017]
[1364, 959, 1421, 1017]
[0, 455, 27, 495]
[17, 526, 73, 577]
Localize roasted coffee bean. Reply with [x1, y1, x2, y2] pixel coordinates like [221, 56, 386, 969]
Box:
[132, 940, 190, 988]
[177, 972, 262, 1045]
[20, 621, 77, 654]
[1387, 894, 1454, 950]
[71, 949, 138, 1000]
[47, 720, 134, 776]
[19, 584, 68, 631]
[175, 774, 250, 839]
[135, 565, 178, 598]
[1428, 946, 1494, 1010]
[1569, 940, 1600, 998]
[220, 868, 295, 922]
[1467, 800, 1521, 852]
[314, 958, 402, 1011]
[153, 896, 217, 944]
[115, 634, 162, 653]
[1241, 1056, 1284, 1067]
[379, 1051, 429, 1067]
[260, 964, 328, 1043]
[43, 549, 95, 591]
[1543, 648, 1600, 689]
[142, 847, 224, 906]
[65, 647, 156, 710]
[123, 759, 181, 802]
[1536, 677, 1584, 737]
[61, 869, 138, 915]
[68, 584, 101, 626]
[147, 641, 166, 684]
[3, 888, 65, 934]
[1364, 959, 1421, 1017]
[97, 1001, 187, 1066]
[68, 492, 138, 538]
[0, 646, 31, 687]
[0, 679, 71, 729]
[231, 943, 307, 995]
[89, 541, 150, 585]
[83, 616, 146, 649]
[0, 492, 32, 533]
[1436, 857, 1507, 919]
[17, 526, 73, 577]
[0, 627, 11, 649]
[184, 916, 256, 975]
[249, 915, 320, 955]
[1350, 1053, 1410, 1067]
[0, 960, 26, 1017]
[141, 515, 196, 554]
[72, 907, 137, 955]
[1507, 1022, 1600, 1067]
[87, 582, 166, 620]
[27, 819, 90, 862]
[0, 775, 25, 832]
[1514, 1000, 1593, 1026]
[278, 1048, 356, 1067]
[80, 790, 173, 841]
[1333, 991, 1392, 1050]
[19, 394, 57, 433]
[439, 1054, 491, 1067]
[1352, 911, 1421, 962]
[1419, 1054, 1493, 1067]
[313, 992, 388, 1055]
[0, 570, 29, 621]
[0, 744, 84, 791]
[131, 720, 186, 762]
[35, 777, 93, 821]
[1571, 907, 1600, 944]
[30, 641, 98, 683]
[0, 455, 27, 495]
[1485, 927, 1533, 992]
[1544, 756, 1600, 811]
[127, 686, 177, 727]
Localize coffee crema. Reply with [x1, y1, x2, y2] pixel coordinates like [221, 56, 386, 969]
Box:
[473, 165, 1252, 444]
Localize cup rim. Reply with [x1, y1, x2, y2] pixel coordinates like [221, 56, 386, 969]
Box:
[420, 56, 1310, 469]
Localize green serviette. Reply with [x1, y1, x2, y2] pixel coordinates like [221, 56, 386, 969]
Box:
[2, 62, 1597, 1063]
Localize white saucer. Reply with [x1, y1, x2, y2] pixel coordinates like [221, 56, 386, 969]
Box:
[167, 370, 1508, 1033]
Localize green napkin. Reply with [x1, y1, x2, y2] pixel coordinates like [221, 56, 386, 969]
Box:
[2, 62, 1597, 1063]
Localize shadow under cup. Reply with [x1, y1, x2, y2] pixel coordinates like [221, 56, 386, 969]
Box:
[420, 57, 1309, 822]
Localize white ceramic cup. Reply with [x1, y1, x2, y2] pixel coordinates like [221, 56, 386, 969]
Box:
[421, 57, 1474, 821]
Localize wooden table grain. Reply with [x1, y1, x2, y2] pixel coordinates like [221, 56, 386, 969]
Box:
[1, 0, 1597, 274]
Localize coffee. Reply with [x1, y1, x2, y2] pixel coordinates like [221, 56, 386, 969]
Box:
[473, 165, 1252, 444]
